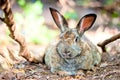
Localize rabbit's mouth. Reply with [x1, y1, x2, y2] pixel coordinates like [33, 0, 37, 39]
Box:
[62, 52, 72, 58]
[60, 51, 81, 59]
[57, 47, 81, 59]
[57, 42, 81, 59]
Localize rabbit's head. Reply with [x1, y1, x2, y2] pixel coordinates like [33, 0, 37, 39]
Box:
[50, 8, 97, 59]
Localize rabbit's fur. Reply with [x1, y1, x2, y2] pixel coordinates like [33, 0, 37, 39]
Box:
[44, 8, 101, 76]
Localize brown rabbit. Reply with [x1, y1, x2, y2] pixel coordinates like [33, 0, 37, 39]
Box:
[44, 8, 101, 76]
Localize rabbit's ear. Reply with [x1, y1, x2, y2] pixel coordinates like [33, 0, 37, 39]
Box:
[50, 8, 68, 32]
[76, 14, 96, 33]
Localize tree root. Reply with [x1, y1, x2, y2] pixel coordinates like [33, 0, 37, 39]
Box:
[0, 0, 42, 63]
[97, 33, 120, 52]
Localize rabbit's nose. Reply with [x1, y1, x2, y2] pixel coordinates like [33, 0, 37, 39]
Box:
[65, 51, 70, 54]
[64, 51, 71, 56]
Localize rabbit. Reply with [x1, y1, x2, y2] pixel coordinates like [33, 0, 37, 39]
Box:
[44, 8, 101, 76]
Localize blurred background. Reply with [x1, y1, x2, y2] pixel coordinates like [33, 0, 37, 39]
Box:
[0, 0, 120, 53]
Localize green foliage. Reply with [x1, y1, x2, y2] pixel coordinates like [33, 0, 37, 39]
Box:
[17, 0, 43, 16]
[15, 0, 58, 44]
[64, 10, 78, 20]
[76, 0, 91, 6]
[76, 0, 115, 6]
[17, 0, 26, 7]
[112, 11, 119, 18]
[103, 0, 114, 5]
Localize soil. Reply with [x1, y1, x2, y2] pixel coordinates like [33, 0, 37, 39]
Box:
[0, 43, 120, 80]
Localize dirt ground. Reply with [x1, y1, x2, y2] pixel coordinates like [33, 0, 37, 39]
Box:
[0, 45, 120, 80]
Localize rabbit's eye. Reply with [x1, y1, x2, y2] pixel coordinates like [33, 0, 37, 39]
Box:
[75, 37, 79, 42]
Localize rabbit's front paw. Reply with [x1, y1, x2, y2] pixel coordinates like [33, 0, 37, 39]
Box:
[77, 70, 85, 76]
[50, 67, 69, 76]
[57, 71, 70, 77]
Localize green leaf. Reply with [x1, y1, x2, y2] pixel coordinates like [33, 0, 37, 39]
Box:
[17, 0, 26, 7]
[112, 11, 119, 18]
[64, 11, 78, 20]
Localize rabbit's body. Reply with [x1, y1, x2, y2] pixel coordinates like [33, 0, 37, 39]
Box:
[44, 8, 101, 76]
[45, 35, 101, 75]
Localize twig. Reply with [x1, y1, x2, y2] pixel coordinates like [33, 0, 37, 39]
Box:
[0, 0, 39, 62]
[97, 33, 120, 52]
[93, 70, 120, 80]
[102, 70, 120, 80]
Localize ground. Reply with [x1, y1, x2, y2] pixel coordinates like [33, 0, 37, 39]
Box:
[0, 38, 120, 80]
[0, 47, 120, 80]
